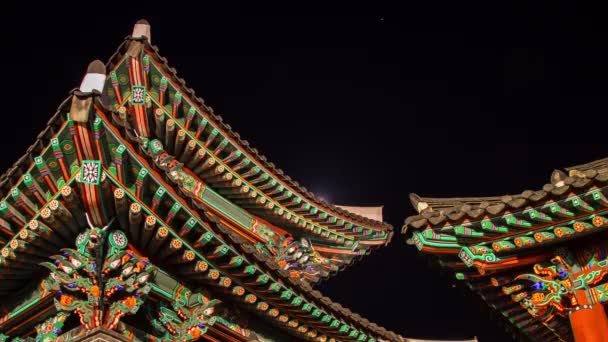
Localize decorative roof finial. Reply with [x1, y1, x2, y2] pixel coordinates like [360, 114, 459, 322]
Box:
[78, 60, 106, 94]
[71, 60, 106, 122]
[551, 169, 568, 187]
[132, 19, 151, 43]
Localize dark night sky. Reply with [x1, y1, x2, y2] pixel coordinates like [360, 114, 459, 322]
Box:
[2, 2, 606, 341]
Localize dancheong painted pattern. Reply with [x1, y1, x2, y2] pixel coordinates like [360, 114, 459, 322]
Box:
[404, 158, 608, 342]
[0, 19, 473, 342]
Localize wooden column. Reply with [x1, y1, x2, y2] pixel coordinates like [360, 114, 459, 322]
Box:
[569, 290, 608, 342]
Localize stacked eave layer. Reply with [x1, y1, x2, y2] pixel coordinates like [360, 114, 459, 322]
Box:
[104, 38, 392, 249]
[100, 37, 393, 280]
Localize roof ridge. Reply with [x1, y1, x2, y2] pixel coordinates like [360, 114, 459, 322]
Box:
[565, 156, 608, 173]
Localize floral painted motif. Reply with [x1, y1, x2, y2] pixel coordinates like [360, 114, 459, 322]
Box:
[131, 85, 146, 104]
[148, 293, 221, 341]
[80, 160, 101, 185]
[35, 312, 70, 342]
[40, 217, 152, 331]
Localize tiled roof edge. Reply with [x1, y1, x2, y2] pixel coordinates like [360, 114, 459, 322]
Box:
[402, 156, 608, 233]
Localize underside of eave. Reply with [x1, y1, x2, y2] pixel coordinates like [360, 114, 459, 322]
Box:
[93, 55, 403, 340]
[95, 103, 377, 280]
[423, 256, 572, 342]
[0, 21, 405, 341]
[0, 159, 405, 342]
[102, 38, 394, 257]
[105, 38, 392, 234]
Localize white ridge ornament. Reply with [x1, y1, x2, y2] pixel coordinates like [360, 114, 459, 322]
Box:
[79, 60, 106, 93]
[132, 19, 152, 42]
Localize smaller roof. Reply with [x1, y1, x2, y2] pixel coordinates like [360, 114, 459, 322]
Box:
[403, 156, 608, 232]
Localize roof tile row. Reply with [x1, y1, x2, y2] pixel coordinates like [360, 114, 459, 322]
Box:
[403, 157, 608, 232]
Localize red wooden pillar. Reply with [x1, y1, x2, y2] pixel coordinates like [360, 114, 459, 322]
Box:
[569, 290, 608, 342]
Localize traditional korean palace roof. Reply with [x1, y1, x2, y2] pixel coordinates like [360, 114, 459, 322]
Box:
[0, 20, 409, 342]
[403, 157, 608, 341]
